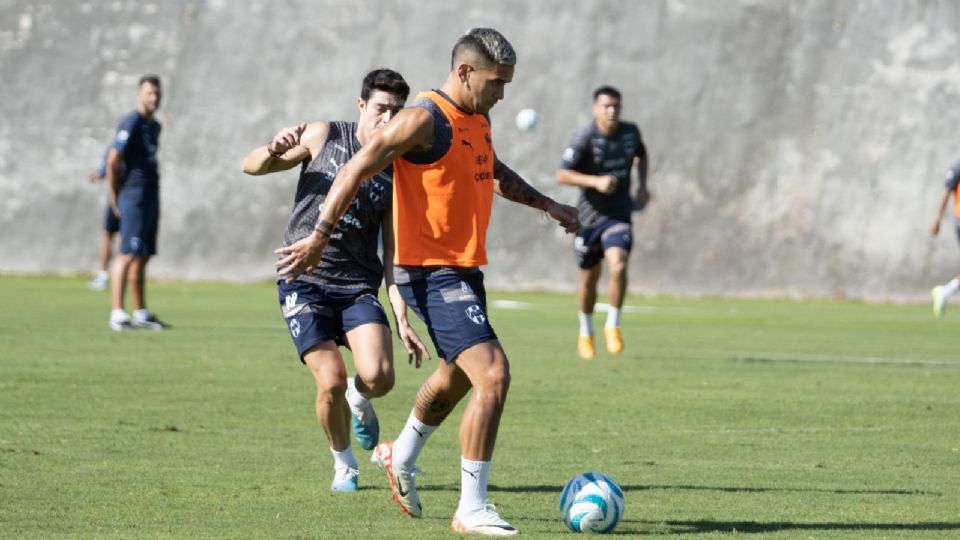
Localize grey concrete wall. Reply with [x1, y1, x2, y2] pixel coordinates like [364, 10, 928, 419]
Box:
[2, 0, 959, 300]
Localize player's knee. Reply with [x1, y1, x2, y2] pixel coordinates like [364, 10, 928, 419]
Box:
[476, 361, 511, 399]
[358, 366, 395, 397]
[315, 374, 348, 400]
[608, 258, 627, 277]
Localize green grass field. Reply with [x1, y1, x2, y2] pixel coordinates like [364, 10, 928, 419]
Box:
[1, 275, 958, 539]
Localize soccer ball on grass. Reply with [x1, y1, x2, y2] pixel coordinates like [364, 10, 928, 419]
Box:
[559, 472, 624, 534]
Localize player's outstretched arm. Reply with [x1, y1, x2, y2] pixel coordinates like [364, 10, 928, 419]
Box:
[931, 186, 952, 236]
[241, 123, 315, 175]
[494, 157, 579, 233]
[275, 108, 434, 282]
[381, 204, 430, 367]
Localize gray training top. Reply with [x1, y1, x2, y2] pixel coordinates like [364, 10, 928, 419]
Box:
[559, 121, 644, 228]
[282, 121, 392, 291]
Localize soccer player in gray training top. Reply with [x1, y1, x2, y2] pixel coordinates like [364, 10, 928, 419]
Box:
[241, 68, 429, 492]
[107, 75, 167, 331]
[556, 85, 649, 360]
[929, 159, 960, 317]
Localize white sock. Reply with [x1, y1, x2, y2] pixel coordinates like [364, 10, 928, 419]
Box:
[578, 312, 593, 336]
[110, 309, 128, 321]
[96, 270, 109, 280]
[605, 306, 621, 328]
[393, 411, 439, 471]
[345, 375, 372, 410]
[457, 457, 491, 515]
[330, 445, 358, 469]
[943, 278, 960, 298]
[133, 308, 150, 320]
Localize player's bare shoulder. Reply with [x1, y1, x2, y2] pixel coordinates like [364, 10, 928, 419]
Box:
[299, 121, 331, 157]
[382, 107, 435, 153]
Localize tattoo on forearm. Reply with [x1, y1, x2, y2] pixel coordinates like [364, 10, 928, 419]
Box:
[494, 160, 548, 209]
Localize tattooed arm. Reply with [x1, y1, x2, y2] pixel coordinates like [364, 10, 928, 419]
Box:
[493, 156, 580, 233]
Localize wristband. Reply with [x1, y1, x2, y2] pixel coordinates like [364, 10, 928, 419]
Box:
[314, 220, 334, 238]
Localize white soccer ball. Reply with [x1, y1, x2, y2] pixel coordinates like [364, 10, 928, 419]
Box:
[515, 108, 540, 131]
[560, 472, 625, 534]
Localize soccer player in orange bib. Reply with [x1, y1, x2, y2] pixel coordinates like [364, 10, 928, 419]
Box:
[276, 27, 579, 536]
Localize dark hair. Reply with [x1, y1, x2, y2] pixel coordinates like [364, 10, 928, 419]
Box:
[139, 74, 161, 88]
[593, 85, 621, 102]
[361, 69, 410, 102]
[451, 27, 516, 69]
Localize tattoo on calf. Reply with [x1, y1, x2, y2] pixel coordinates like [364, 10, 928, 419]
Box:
[414, 384, 454, 424]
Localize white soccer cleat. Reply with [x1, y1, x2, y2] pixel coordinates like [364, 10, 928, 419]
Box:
[109, 311, 132, 332]
[132, 312, 169, 330]
[372, 441, 422, 518]
[451, 504, 518, 536]
[88, 271, 109, 291]
[330, 466, 359, 492]
[932, 286, 947, 318]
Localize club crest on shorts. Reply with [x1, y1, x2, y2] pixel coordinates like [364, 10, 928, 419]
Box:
[465, 304, 486, 325]
[288, 318, 301, 338]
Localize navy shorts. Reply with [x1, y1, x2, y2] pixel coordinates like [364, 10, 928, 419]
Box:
[278, 280, 389, 362]
[103, 202, 120, 234]
[118, 187, 159, 256]
[574, 218, 633, 269]
[396, 266, 497, 363]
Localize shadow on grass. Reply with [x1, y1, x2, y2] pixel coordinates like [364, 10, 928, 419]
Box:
[469, 483, 940, 497]
[520, 517, 960, 536]
[654, 519, 960, 534]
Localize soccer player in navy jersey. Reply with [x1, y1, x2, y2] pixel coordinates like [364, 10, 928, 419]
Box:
[106, 75, 167, 331]
[87, 149, 120, 291]
[557, 85, 649, 359]
[242, 69, 429, 492]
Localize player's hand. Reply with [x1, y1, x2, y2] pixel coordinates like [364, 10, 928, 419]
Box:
[634, 187, 650, 210]
[274, 230, 327, 283]
[547, 200, 580, 234]
[595, 175, 617, 194]
[109, 197, 121, 218]
[397, 321, 430, 368]
[268, 123, 307, 157]
[931, 221, 941, 236]
[87, 171, 104, 183]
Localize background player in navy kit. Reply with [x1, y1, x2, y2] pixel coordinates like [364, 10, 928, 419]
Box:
[929, 159, 960, 316]
[241, 69, 429, 492]
[87, 149, 120, 291]
[107, 75, 167, 331]
[557, 85, 649, 359]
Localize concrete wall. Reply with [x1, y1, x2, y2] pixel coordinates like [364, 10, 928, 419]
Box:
[2, 0, 959, 300]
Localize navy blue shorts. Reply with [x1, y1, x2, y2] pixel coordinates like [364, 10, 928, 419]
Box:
[574, 218, 633, 269]
[396, 266, 497, 363]
[103, 202, 120, 234]
[118, 187, 159, 256]
[278, 280, 389, 362]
